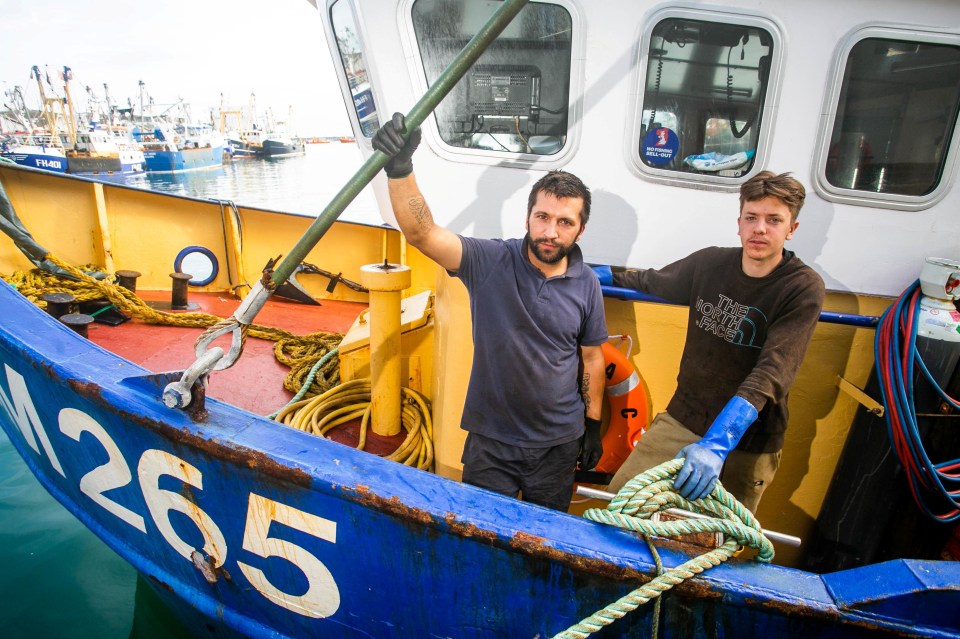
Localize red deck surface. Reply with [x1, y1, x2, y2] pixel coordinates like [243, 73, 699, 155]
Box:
[86, 290, 366, 417]
[85, 290, 413, 456]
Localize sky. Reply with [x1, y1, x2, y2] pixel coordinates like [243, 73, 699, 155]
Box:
[1, 0, 353, 136]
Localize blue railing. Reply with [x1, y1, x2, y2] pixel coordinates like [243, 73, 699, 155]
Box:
[600, 285, 880, 328]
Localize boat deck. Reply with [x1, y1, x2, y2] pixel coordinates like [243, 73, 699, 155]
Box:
[86, 290, 364, 418]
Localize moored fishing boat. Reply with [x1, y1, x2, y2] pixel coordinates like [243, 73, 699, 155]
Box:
[133, 122, 226, 173]
[65, 127, 146, 175]
[128, 82, 225, 173]
[224, 132, 263, 159]
[1, 136, 67, 173]
[1, 84, 68, 173]
[35, 67, 147, 176]
[218, 94, 266, 159]
[1, 0, 960, 636]
[261, 107, 307, 158]
[261, 135, 306, 158]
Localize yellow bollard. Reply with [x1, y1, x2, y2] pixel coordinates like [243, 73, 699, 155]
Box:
[359, 262, 412, 437]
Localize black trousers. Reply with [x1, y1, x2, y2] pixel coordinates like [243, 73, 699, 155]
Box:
[461, 432, 581, 511]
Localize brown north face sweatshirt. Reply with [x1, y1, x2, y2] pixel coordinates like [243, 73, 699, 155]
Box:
[613, 247, 825, 452]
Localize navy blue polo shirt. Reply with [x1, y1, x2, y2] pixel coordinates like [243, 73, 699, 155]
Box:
[453, 236, 607, 447]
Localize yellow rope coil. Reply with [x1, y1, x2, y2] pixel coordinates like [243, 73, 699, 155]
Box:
[2, 255, 344, 396]
[274, 332, 343, 396]
[5, 256, 433, 470]
[552, 459, 774, 639]
[273, 379, 434, 471]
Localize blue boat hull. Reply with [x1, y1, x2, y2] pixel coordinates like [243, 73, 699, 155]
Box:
[0, 282, 957, 638]
[1, 151, 68, 173]
[143, 146, 226, 173]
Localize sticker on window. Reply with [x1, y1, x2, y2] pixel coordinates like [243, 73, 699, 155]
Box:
[642, 127, 679, 165]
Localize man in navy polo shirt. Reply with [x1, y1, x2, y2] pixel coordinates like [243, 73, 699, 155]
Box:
[373, 112, 607, 511]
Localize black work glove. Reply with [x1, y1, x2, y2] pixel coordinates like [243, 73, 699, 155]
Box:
[371, 112, 422, 179]
[579, 417, 603, 471]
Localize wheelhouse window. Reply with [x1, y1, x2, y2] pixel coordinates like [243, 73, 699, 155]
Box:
[330, 1, 380, 137]
[820, 35, 960, 202]
[634, 11, 779, 186]
[411, 0, 573, 157]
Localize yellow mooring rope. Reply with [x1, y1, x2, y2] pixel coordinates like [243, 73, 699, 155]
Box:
[273, 379, 434, 471]
[2, 255, 344, 396]
[4, 256, 435, 469]
[273, 331, 343, 397]
[553, 459, 774, 639]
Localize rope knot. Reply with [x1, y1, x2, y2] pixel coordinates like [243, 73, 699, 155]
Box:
[590, 459, 774, 562]
[553, 460, 775, 638]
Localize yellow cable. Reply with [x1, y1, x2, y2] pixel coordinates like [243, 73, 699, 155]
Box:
[274, 378, 434, 471]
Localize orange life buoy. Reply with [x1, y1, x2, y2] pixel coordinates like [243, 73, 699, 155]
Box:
[594, 336, 649, 474]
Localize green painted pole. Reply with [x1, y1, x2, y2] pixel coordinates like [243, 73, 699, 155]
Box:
[271, 0, 530, 286]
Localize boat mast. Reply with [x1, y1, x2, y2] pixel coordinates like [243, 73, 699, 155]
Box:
[31, 65, 72, 147]
[84, 84, 101, 127]
[103, 83, 116, 125]
[247, 92, 258, 131]
[138, 80, 151, 123]
[4, 86, 36, 138]
[265, 106, 275, 134]
[218, 93, 227, 133]
[31, 66, 56, 139]
[60, 67, 79, 144]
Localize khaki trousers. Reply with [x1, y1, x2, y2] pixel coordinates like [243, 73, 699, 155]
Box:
[607, 412, 781, 513]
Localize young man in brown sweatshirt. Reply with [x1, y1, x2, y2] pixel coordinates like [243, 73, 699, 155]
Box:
[594, 171, 825, 512]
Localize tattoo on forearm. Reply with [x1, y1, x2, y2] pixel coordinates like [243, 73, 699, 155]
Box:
[407, 195, 429, 227]
[581, 373, 592, 411]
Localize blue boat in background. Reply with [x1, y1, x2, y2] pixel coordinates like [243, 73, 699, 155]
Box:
[133, 122, 226, 173]
[1, 84, 67, 173]
[0, 137, 67, 173]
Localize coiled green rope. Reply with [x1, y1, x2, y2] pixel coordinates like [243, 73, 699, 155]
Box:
[553, 459, 774, 638]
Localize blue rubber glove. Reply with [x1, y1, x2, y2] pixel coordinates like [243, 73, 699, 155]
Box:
[371, 112, 422, 178]
[673, 396, 758, 500]
[591, 265, 613, 286]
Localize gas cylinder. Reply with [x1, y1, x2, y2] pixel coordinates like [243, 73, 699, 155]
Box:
[917, 257, 960, 346]
[804, 257, 960, 572]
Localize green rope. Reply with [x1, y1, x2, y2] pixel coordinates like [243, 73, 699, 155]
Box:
[88, 303, 116, 317]
[267, 347, 339, 419]
[552, 459, 774, 639]
[643, 534, 664, 638]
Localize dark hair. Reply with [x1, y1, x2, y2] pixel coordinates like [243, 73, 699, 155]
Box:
[739, 171, 806, 220]
[527, 170, 592, 225]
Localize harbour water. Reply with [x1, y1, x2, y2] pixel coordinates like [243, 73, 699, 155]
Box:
[0, 431, 194, 638]
[0, 141, 374, 638]
[123, 141, 379, 224]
